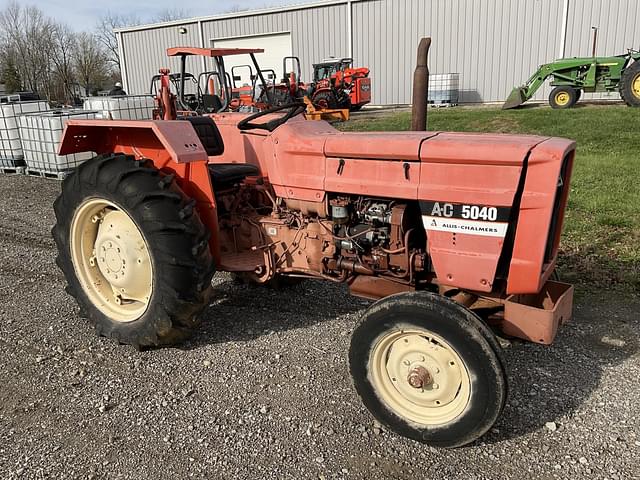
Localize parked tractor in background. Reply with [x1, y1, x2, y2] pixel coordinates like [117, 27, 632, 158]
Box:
[277, 56, 351, 121]
[312, 57, 371, 110]
[53, 39, 576, 449]
[504, 29, 640, 109]
[229, 64, 262, 109]
[227, 55, 351, 121]
[155, 49, 349, 122]
[504, 49, 640, 109]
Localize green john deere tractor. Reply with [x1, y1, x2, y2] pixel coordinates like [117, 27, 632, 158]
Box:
[503, 48, 640, 109]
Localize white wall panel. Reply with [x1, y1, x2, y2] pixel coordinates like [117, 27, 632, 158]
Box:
[122, 22, 201, 95]
[119, 0, 637, 104]
[202, 4, 349, 82]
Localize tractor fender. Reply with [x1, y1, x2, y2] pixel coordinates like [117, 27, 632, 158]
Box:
[58, 119, 208, 164]
[58, 119, 221, 263]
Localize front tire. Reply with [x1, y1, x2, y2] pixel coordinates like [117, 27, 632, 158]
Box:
[349, 292, 507, 448]
[52, 154, 215, 347]
[312, 91, 339, 109]
[549, 86, 578, 109]
[620, 60, 640, 107]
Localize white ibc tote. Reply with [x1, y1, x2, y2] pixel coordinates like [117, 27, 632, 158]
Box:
[83, 95, 155, 120]
[428, 73, 460, 106]
[0, 100, 49, 167]
[19, 109, 97, 177]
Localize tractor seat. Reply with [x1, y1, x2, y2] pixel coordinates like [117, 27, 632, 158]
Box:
[201, 94, 222, 113]
[184, 116, 224, 156]
[207, 163, 260, 188]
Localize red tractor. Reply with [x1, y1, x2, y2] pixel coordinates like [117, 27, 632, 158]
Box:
[53, 40, 575, 448]
[312, 57, 371, 110]
[224, 55, 351, 121]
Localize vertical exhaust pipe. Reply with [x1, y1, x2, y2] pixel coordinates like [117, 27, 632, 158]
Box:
[411, 37, 431, 131]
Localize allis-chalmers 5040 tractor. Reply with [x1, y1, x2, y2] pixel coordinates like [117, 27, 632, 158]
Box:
[53, 40, 575, 448]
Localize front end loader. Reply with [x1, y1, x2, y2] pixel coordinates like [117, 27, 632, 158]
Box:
[503, 48, 640, 109]
[52, 39, 575, 449]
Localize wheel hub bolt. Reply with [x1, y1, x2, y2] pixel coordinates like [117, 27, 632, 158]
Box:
[407, 366, 433, 389]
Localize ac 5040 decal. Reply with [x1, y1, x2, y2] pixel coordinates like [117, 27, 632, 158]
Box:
[420, 201, 511, 238]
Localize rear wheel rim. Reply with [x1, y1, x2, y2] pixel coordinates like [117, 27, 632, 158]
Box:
[70, 198, 153, 323]
[555, 91, 570, 106]
[369, 328, 471, 425]
[632, 73, 640, 98]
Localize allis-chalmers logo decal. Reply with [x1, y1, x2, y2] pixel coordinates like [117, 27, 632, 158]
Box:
[421, 201, 510, 238]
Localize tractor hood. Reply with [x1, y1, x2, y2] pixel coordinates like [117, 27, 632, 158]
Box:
[324, 131, 438, 161]
[324, 130, 546, 168]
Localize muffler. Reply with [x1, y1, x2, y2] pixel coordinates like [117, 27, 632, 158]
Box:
[411, 37, 431, 131]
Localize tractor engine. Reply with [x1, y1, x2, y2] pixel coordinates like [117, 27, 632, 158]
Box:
[325, 197, 425, 280]
[215, 186, 426, 286]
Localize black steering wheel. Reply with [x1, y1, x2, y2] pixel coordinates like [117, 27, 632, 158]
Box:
[237, 102, 306, 132]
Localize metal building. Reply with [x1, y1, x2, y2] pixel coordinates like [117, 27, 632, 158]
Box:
[116, 0, 640, 105]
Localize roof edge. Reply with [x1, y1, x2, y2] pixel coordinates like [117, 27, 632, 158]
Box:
[114, 0, 350, 33]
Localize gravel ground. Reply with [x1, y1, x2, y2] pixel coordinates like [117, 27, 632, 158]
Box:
[0, 174, 638, 480]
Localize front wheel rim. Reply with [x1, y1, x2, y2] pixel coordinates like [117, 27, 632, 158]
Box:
[369, 328, 471, 425]
[555, 91, 570, 106]
[70, 198, 153, 323]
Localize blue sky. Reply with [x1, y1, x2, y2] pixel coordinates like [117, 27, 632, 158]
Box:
[0, 0, 314, 30]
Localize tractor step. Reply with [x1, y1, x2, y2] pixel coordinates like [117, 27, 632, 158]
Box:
[0, 166, 25, 176]
[218, 251, 265, 273]
[24, 168, 74, 180]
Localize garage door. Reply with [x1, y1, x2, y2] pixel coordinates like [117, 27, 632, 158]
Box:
[212, 33, 292, 87]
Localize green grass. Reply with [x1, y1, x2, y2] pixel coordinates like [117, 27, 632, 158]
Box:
[341, 105, 640, 293]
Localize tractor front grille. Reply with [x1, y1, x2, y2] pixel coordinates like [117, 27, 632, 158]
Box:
[543, 152, 573, 264]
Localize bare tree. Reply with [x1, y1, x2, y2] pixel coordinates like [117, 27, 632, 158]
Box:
[95, 13, 140, 77]
[225, 5, 251, 13]
[0, 2, 55, 94]
[74, 32, 108, 96]
[50, 23, 77, 104]
[152, 8, 190, 22]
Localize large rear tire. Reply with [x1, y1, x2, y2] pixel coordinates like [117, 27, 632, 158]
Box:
[349, 291, 507, 448]
[52, 154, 215, 347]
[620, 61, 640, 107]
